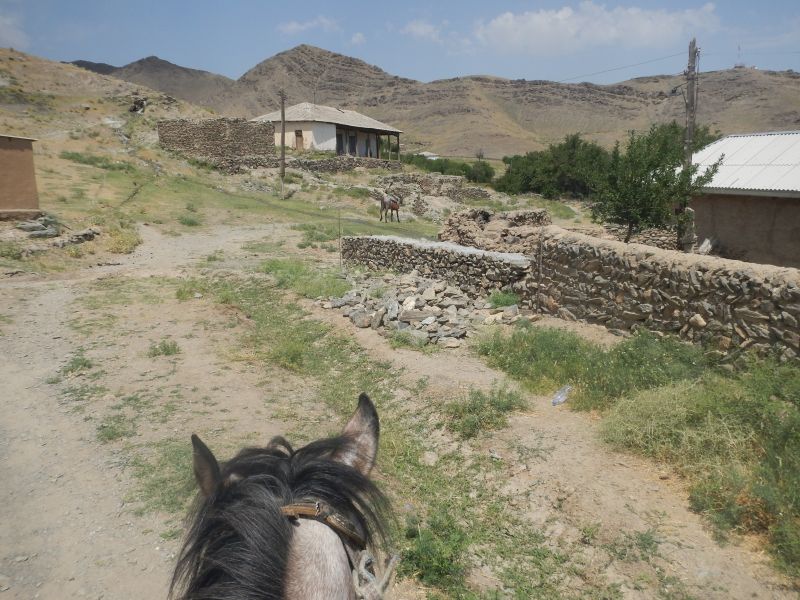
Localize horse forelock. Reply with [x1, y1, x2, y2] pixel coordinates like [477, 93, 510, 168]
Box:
[170, 435, 389, 600]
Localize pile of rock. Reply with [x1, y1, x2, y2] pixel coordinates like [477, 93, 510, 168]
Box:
[318, 271, 535, 347]
[16, 215, 61, 238]
[438, 208, 552, 254]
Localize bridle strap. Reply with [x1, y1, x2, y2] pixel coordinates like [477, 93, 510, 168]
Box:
[281, 501, 367, 551]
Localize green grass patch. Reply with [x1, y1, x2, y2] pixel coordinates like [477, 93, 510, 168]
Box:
[130, 439, 195, 514]
[476, 325, 706, 410]
[60, 150, 134, 172]
[61, 350, 93, 375]
[97, 413, 136, 442]
[388, 330, 432, 351]
[444, 387, 526, 439]
[178, 214, 201, 227]
[0, 241, 24, 260]
[292, 222, 339, 245]
[601, 358, 800, 577]
[332, 185, 372, 200]
[488, 290, 519, 308]
[261, 258, 350, 299]
[147, 339, 181, 358]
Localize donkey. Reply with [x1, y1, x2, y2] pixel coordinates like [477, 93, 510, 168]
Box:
[379, 183, 400, 223]
[170, 394, 393, 600]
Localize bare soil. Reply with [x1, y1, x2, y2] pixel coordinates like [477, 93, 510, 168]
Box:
[1, 224, 795, 599]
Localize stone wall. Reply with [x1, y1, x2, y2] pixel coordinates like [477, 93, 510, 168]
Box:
[342, 230, 800, 359]
[341, 236, 530, 297]
[157, 118, 276, 172]
[293, 156, 402, 173]
[438, 208, 552, 254]
[376, 173, 491, 204]
[601, 224, 678, 250]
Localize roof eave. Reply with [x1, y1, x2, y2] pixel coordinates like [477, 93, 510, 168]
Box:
[699, 187, 800, 199]
[1, 134, 38, 142]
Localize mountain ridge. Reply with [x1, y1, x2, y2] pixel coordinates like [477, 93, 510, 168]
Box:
[71, 45, 800, 158]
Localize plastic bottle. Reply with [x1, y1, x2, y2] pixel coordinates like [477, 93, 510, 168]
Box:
[551, 385, 572, 406]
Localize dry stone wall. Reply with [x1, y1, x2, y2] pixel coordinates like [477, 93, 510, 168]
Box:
[342, 229, 800, 359]
[157, 118, 276, 172]
[293, 156, 402, 173]
[341, 236, 530, 298]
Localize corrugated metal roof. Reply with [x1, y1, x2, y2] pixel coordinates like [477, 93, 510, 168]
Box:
[251, 102, 401, 134]
[1, 133, 38, 142]
[693, 130, 800, 196]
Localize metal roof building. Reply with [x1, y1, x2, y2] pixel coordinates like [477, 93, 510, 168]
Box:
[692, 131, 800, 197]
[690, 131, 800, 268]
[251, 102, 401, 159]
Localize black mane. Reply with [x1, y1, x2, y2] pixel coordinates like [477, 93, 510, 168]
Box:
[170, 435, 389, 600]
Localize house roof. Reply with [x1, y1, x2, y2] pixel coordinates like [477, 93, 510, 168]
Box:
[1, 133, 38, 142]
[251, 102, 401, 134]
[692, 130, 800, 197]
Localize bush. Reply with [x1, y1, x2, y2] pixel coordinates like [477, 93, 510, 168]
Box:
[401, 154, 494, 183]
[60, 151, 134, 172]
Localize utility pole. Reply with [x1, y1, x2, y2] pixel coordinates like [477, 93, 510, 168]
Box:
[278, 89, 287, 200]
[683, 38, 698, 172]
[678, 37, 699, 251]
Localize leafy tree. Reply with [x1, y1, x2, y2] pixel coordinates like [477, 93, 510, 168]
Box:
[590, 124, 721, 242]
[494, 134, 610, 198]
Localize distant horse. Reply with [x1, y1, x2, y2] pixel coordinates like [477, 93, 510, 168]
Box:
[379, 195, 400, 223]
[171, 394, 395, 600]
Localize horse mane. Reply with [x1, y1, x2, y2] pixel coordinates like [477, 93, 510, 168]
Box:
[170, 435, 389, 600]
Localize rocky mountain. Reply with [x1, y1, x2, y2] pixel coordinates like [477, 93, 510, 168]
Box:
[72, 55, 234, 110]
[72, 45, 800, 158]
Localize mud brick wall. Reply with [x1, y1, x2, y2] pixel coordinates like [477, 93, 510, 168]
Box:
[341, 235, 530, 297]
[157, 118, 275, 162]
[342, 230, 800, 359]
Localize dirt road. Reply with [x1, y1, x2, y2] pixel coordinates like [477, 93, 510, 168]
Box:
[0, 225, 794, 599]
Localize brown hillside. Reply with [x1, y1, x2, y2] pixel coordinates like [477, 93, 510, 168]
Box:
[73, 45, 800, 158]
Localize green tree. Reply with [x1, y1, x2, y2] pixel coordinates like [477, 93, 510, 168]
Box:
[591, 124, 721, 242]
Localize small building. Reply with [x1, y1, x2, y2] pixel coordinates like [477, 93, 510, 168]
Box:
[251, 102, 401, 159]
[0, 134, 40, 219]
[691, 131, 800, 268]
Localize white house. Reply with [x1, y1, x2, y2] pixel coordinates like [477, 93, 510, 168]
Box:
[251, 102, 401, 159]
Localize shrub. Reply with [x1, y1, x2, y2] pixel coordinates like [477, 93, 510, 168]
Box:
[488, 291, 519, 308]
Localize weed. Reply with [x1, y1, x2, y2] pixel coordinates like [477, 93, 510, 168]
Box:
[476, 326, 706, 410]
[96, 413, 136, 442]
[61, 351, 93, 375]
[206, 250, 223, 262]
[147, 339, 181, 357]
[399, 507, 469, 589]
[444, 386, 526, 439]
[0, 241, 23, 260]
[292, 222, 338, 245]
[261, 258, 349, 299]
[105, 225, 142, 254]
[488, 290, 519, 308]
[179, 214, 201, 227]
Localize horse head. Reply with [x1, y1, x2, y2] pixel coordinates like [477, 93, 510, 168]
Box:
[171, 394, 390, 600]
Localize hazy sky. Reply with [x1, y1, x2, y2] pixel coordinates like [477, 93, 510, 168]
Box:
[1, 1, 798, 83]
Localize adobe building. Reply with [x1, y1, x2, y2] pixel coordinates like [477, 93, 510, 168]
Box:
[252, 102, 402, 160]
[0, 134, 40, 219]
[691, 131, 800, 269]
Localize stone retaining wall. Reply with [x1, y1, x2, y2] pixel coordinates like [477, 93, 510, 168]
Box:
[157, 118, 275, 172]
[294, 156, 402, 173]
[342, 230, 800, 359]
[341, 236, 530, 297]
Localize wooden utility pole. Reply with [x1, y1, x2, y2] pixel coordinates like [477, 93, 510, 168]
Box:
[678, 38, 700, 251]
[278, 89, 287, 199]
[683, 38, 698, 171]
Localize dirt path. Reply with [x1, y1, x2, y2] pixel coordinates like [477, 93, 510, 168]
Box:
[1, 225, 794, 599]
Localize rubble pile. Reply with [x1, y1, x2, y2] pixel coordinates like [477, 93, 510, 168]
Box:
[437, 208, 552, 253]
[317, 271, 537, 348]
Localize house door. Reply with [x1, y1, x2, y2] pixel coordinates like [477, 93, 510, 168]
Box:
[336, 133, 344, 155]
[348, 133, 357, 155]
[295, 130, 304, 150]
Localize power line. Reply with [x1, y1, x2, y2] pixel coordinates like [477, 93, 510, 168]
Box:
[556, 51, 686, 83]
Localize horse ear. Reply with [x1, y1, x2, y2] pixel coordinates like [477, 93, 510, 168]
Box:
[331, 393, 379, 475]
[191, 434, 221, 497]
